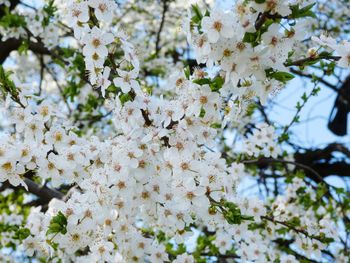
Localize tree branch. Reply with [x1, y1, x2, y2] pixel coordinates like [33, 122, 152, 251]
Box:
[155, 0, 168, 54]
[295, 143, 350, 181]
[23, 178, 64, 200]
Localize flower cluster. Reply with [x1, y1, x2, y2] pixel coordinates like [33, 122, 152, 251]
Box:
[312, 35, 350, 68]
[186, 1, 314, 116]
[244, 123, 281, 158]
[0, 0, 349, 262]
[65, 0, 141, 95]
[0, 2, 60, 48]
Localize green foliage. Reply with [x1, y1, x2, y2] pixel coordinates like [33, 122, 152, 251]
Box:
[0, 224, 31, 243]
[18, 40, 29, 55]
[119, 92, 133, 105]
[279, 84, 320, 142]
[46, 212, 67, 236]
[0, 66, 15, 94]
[63, 81, 82, 102]
[43, 0, 57, 26]
[191, 4, 203, 25]
[147, 66, 166, 77]
[166, 242, 187, 260]
[265, 69, 295, 83]
[243, 18, 275, 47]
[221, 201, 254, 225]
[0, 66, 24, 106]
[0, 10, 26, 28]
[184, 65, 191, 80]
[199, 107, 206, 118]
[83, 94, 101, 113]
[243, 32, 259, 45]
[289, 3, 316, 19]
[13, 227, 31, 240]
[192, 234, 219, 261]
[193, 76, 224, 92]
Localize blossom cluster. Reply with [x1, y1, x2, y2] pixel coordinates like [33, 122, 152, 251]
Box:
[65, 0, 142, 96]
[244, 123, 280, 158]
[0, 1, 60, 48]
[0, 77, 338, 262]
[312, 35, 350, 68]
[185, 0, 314, 117]
[0, 0, 349, 262]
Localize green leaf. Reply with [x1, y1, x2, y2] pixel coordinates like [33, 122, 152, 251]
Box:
[290, 3, 316, 19]
[243, 32, 258, 44]
[191, 4, 203, 24]
[222, 201, 254, 225]
[269, 71, 295, 83]
[119, 92, 132, 105]
[278, 133, 289, 143]
[210, 76, 224, 92]
[14, 228, 31, 240]
[18, 40, 29, 55]
[210, 123, 221, 129]
[46, 211, 67, 236]
[184, 65, 191, 80]
[43, 0, 57, 26]
[199, 107, 206, 118]
[301, 92, 308, 101]
[193, 78, 211, 85]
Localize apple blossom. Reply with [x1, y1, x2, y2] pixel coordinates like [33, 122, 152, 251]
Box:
[0, 0, 348, 262]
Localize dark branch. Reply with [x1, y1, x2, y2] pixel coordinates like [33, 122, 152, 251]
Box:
[155, 0, 168, 54]
[295, 143, 350, 181]
[23, 178, 64, 200]
[0, 38, 51, 64]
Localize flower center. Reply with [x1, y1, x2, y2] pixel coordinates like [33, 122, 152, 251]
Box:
[123, 74, 130, 83]
[223, 49, 232, 57]
[92, 53, 100, 61]
[117, 181, 126, 189]
[72, 9, 81, 18]
[236, 42, 246, 51]
[98, 3, 107, 12]
[176, 78, 184, 87]
[40, 106, 49, 116]
[48, 162, 55, 170]
[271, 36, 278, 46]
[198, 37, 205, 48]
[199, 95, 208, 104]
[266, 0, 277, 10]
[186, 191, 195, 200]
[92, 38, 101, 48]
[72, 233, 80, 242]
[213, 21, 223, 32]
[98, 246, 106, 254]
[55, 132, 63, 142]
[2, 162, 12, 171]
[181, 162, 189, 170]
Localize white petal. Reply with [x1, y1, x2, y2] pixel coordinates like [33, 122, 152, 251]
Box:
[221, 25, 234, 38]
[102, 33, 115, 44]
[207, 29, 220, 43]
[201, 16, 212, 32]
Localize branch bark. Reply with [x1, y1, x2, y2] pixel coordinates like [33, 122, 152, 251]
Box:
[246, 143, 350, 183]
[23, 178, 64, 200]
[155, 0, 168, 54]
[294, 143, 350, 181]
[0, 38, 52, 64]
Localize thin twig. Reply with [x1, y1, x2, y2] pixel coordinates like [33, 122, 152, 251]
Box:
[155, 0, 168, 54]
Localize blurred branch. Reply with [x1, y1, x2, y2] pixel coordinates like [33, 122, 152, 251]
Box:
[23, 178, 63, 200]
[290, 68, 337, 91]
[155, 0, 169, 54]
[295, 143, 350, 181]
